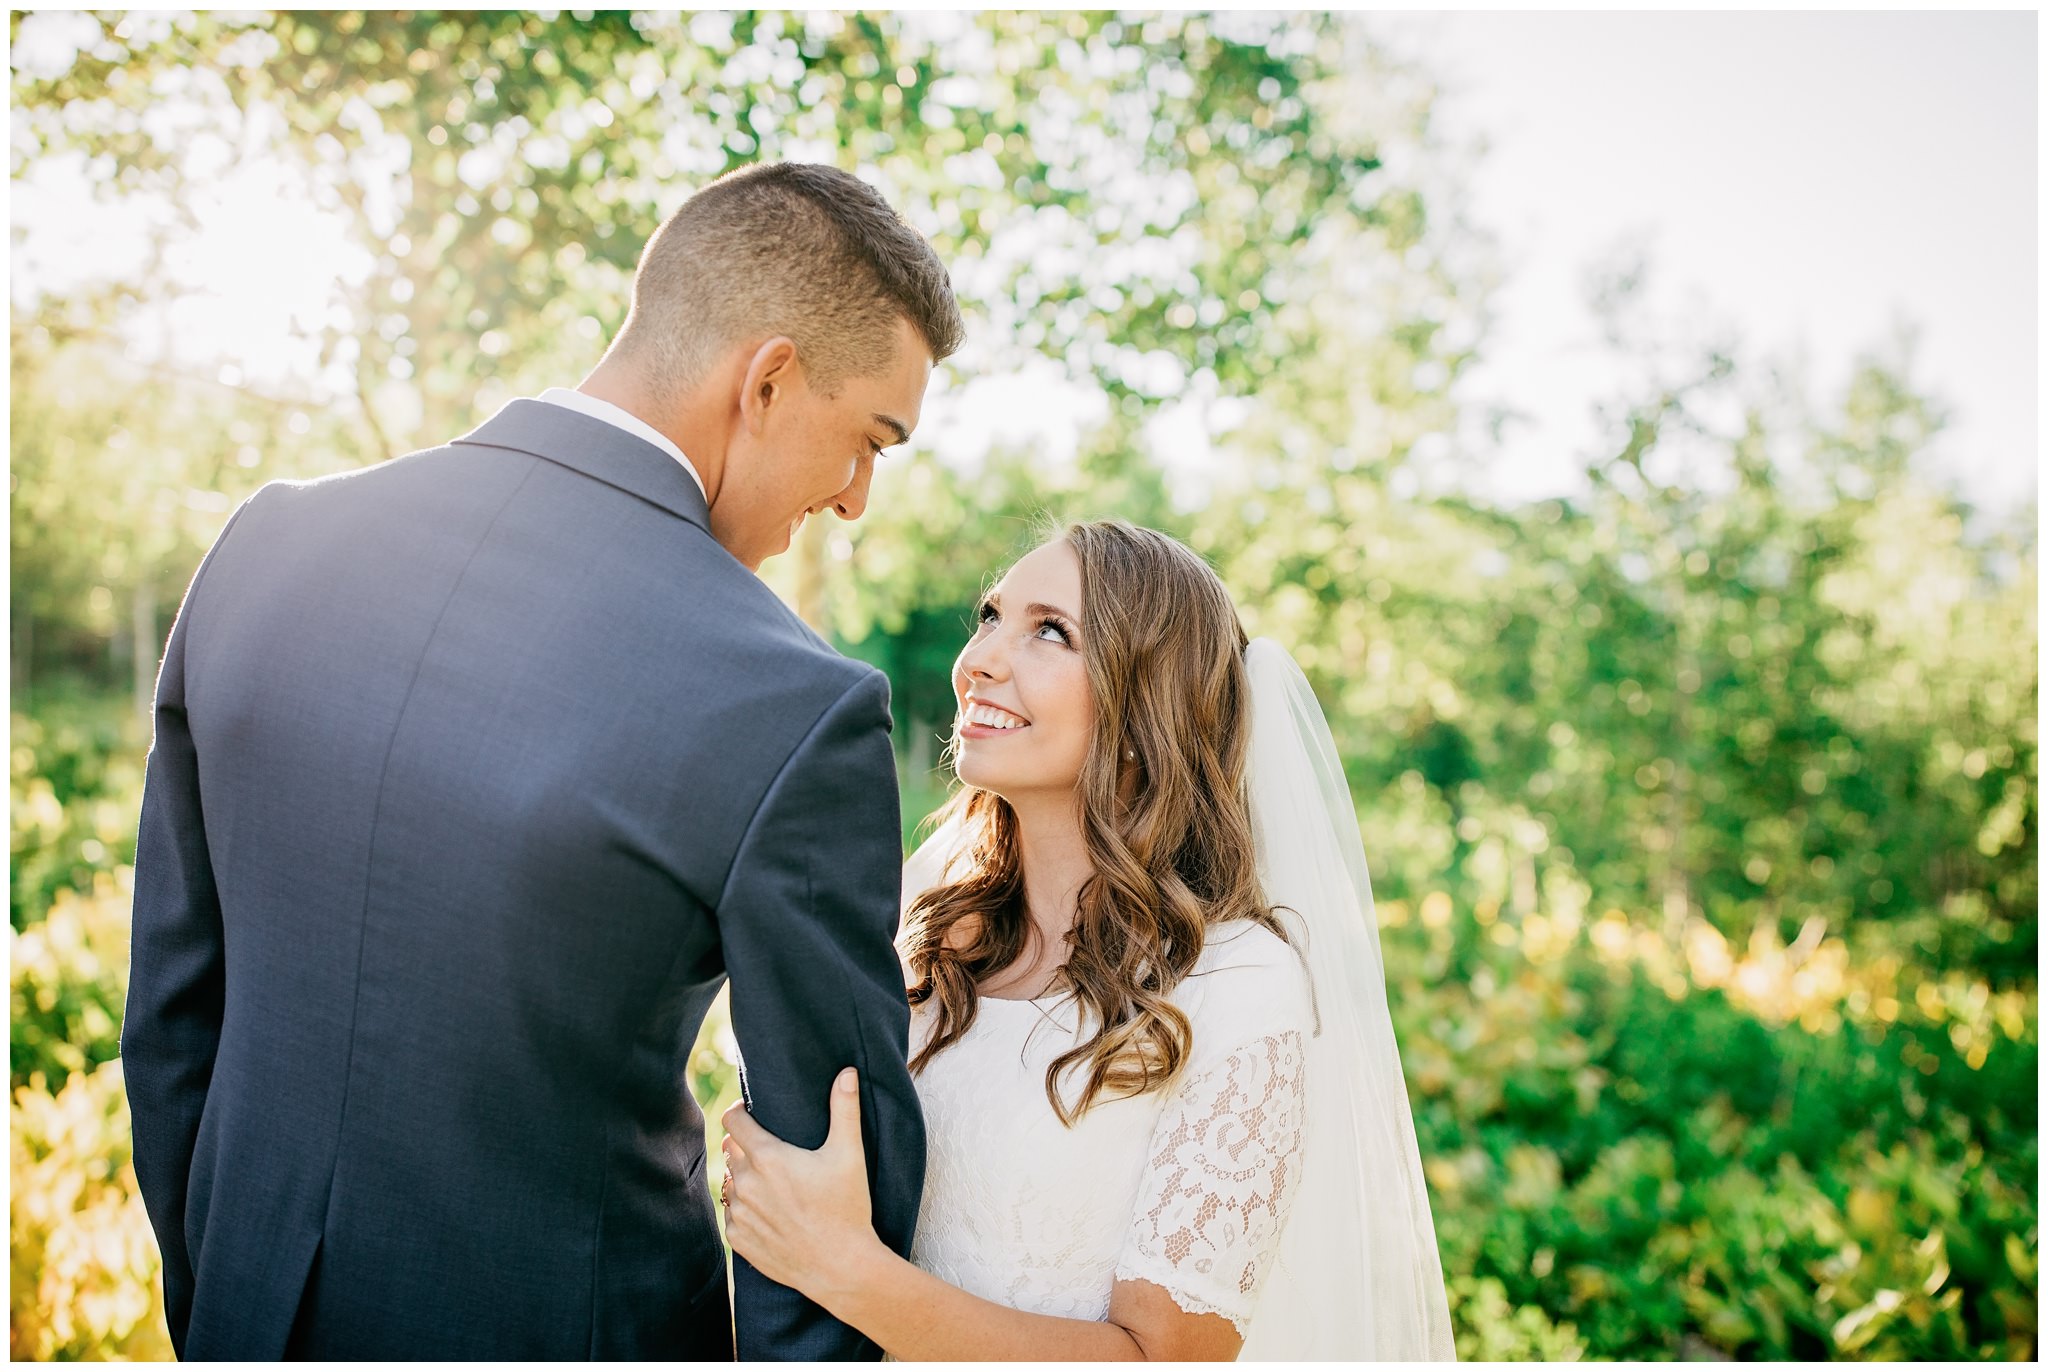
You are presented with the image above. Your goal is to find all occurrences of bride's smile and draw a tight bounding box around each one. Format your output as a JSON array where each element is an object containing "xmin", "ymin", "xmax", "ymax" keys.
[{"xmin": 959, "ymin": 699, "xmax": 1030, "ymax": 733}]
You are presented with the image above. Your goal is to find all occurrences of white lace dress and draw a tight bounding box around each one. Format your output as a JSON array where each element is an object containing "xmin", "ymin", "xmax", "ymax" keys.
[{"xmin": 906, "ymin": 920, "xmax": 1313, "ymax": 1336}]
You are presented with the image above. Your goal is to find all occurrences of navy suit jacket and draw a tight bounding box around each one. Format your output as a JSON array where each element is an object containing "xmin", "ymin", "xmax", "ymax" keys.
[{"xmin": 123, "ymin": 400, "xmax": 924, "ymax": 1359}]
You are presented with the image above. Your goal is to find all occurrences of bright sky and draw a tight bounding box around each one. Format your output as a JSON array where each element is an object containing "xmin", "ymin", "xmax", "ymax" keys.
[
  {"xmin": 1381, "ymin": 9, "xmax": 2038, "ymax": 515},
  {"xmin": 11, "ymin": 10, "xmax": 2037, "ymax": 518}
]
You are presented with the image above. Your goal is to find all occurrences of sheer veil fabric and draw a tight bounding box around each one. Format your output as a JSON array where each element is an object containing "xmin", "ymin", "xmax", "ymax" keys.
[
  {"xmin": 897, "ymin": 637, "xmax": 1454, "ymax": 1360},
  {"xmin": 1234, "ymin": 637, "xmax": 1454, "ymax": 1360}
]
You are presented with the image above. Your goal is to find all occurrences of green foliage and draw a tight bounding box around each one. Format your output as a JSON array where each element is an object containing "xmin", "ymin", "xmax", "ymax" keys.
[
  {"xmin": 9, "ymin": 320, "xmax": 373, "ymax": 700},
  {"xmin": 10, "ymin": 867, "xmax": 167, "ymax": 1359},
  {"xmin": 10, "ymin": 686, "xmax": 143, "ymax": 1096},
  {"xmin": 1445, "ymin": 1273, "xmax": 1585, "ymax": 1360},
  {"xmin": 11, "ymin": 1058, "xmax": 171, "ymax": 1361},
  {"xmin": 11, "ymin": 875, "xmax": 133, "ymax": 1094},
  {"xmin": 10, "ymin": 687, "xmax": 146, "ymax": 933},
  {"xmin": 1383, "ymin": 901, "xmax": 2038, "ymax": 1361}
]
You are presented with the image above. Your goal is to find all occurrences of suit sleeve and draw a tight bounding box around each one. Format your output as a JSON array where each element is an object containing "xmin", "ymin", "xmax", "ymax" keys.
[
  {"xmin": 121, "ymin": 494, "xmax": 256, "ymax": 1354},
  {"xmin": 718, "ymin": 667, "xmax": 925, "ymax": 1361}
]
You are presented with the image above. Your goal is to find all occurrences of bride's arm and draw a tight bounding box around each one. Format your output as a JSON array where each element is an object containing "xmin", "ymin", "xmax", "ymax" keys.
[
  {"xmin": 720, "ymin": 1072, "xmax": 1241, "ymax": 1361},
  {"xmin": 818, "ymin": 1250, "xmax": 1240, "ymax": 1361}
]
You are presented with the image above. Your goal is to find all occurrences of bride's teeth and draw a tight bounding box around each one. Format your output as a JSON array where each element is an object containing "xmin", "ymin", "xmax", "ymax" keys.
[{"xmin": 968, "ymin": 704, "xmax": 1025, "ymax": 729}]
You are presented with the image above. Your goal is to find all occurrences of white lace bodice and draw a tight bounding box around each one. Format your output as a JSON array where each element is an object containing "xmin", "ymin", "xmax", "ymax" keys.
[{"xmin": 906, "ymin": 920, "xmax": 1313, "ymax": 1335}]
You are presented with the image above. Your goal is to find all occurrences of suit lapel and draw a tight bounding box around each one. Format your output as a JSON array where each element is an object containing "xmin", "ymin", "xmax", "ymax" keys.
[{"xmin": 452, "ymin": 398, "xmax": 713, "ymax": 532}]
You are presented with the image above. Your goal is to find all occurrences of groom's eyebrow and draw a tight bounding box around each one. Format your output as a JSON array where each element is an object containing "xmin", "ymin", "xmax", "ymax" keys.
[{"xmin": 873, "ymin": 414, "xmax": 910, "ymax": 447}]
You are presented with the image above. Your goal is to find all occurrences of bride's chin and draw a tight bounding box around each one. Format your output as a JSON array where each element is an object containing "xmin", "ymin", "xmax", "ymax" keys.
[{"xmin": 953, "ymin": 759, "xmax": 1006, "ymax": 794}]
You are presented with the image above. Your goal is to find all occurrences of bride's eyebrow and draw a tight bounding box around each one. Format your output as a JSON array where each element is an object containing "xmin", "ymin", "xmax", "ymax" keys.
[
  {"xmin": 977, "ymin": 592, "xmax": 1081, "ymax": 626},
  {"xmin": 1025, "ymin": 601, "xmax": 1079, "ymax": 625}
]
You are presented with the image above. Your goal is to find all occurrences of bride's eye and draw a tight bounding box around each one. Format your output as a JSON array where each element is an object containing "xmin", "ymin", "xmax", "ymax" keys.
[
  {"xmin": 1034, "ymin": 617, "xmax": 1072, "ymax": 646},
  {"xmin": 976, "ymin": 600, "xmax": 999, "ymax": 627}
]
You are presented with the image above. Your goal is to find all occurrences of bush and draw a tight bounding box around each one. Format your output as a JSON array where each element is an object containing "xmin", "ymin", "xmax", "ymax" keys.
[
  {"xmin": 10, "ymin": 692, "xmax": 146, "ymax": 933},
  {"xmin": 1382, "ymin": 897, "xmax": 2039, "ymax": 1360},
  {"xmin": 12, "ymin": 873, "xmax": 133, "ymax": 1094},
  {"xmin": 10, "ymin": 1061, "xmax": 171, "ymax": 1360},
  {"xmin": 1447, "ymin": 1273, "xmax": 1584, "ymax": 1360}
]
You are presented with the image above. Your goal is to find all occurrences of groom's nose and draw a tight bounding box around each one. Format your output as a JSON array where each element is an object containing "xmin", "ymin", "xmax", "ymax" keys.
[{"xmin": 827, "ymin": 459, "xmax": 875, "ymax": 521}]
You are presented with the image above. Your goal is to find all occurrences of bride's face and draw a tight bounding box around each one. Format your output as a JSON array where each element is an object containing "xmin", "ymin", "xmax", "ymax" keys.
[{"xmin": 950, "ymin": 540, "xmax": 1096, "ymax": 802}]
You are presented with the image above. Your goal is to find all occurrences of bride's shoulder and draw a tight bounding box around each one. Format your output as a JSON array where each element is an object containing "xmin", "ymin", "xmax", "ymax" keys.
[
  {"xmin": 1193, "ymin": 917, "xmax": 1298, "ymax": 976},
  {"xmin": 1178, "ymin": 918, "xmax": 1314, "ymax": 1032}
]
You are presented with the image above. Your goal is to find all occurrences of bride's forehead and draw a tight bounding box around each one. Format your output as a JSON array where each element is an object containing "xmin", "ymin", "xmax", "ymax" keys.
[{"xmin": 999, "ymin": 541, "xmax": 1082, "ymax": 594}]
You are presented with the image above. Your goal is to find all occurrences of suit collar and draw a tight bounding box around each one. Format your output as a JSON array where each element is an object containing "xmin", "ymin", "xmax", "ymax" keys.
[{"xmin": 453, "ymin": 398, "xmax": 713, "ymax": 532}]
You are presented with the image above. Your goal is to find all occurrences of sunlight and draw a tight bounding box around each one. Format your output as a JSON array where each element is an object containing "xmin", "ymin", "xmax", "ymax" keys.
[
  {"xmin": 14, "ymin": 120, "xmax": 372, "ymax": 401},
  {"xmin": 150, "ymin": 159, "xmax": 372, "ymax": 395}
]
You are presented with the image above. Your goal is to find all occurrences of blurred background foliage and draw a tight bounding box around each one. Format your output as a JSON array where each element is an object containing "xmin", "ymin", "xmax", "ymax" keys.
[{"xmin": 9, "ymin": 9, "xmax": 2036, "ymax": 1361}]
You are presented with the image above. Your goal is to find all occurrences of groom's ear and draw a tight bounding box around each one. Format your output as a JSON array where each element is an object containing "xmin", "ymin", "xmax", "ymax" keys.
[{"xmin": 738, "ymin": 336, "xmax": 801, "ymax": 434}]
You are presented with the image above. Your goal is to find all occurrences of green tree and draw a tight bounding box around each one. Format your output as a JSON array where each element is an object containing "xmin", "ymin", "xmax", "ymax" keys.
[{"xmin": 14, "ymin": 10, "xmax": 1462, "ymax": 626}]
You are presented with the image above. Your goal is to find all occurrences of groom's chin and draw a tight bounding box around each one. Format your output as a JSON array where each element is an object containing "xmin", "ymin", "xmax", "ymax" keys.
[
  {"xmin": 726, "ymin": 522, "xmax": 796, "ymax": 573},
  {"xmin": 755, "ymin": 515, "xmax": 799, "ymax": 563}
]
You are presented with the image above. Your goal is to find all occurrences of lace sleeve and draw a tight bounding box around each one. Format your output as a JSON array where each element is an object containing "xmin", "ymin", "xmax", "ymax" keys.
[{"xmin": 1113, "ymin": 1029, "xmax": 1309, "ymax": 1334}]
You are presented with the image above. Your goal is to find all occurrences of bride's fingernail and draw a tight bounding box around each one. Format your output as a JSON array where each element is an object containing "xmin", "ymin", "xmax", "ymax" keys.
[{"xmin": 836, "ymin": 1067, "xmax": 858, "ymax": 1091}]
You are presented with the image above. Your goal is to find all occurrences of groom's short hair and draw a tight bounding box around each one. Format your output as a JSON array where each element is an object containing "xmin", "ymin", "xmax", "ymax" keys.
[{"xmin": 618, "ymin": 162, "xmax": 963, "ymax": 397}]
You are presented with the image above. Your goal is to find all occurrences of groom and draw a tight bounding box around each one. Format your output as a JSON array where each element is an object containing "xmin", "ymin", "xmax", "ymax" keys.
[{"xmin": 123, "ymin": 162, "xmax": 961, "ymax": 1359}]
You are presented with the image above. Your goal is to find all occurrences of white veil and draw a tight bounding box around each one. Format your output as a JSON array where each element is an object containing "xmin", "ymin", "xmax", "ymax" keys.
[
  {"xmin": 897, "ymin": 637, "xmax": 1454, "ymax": 1360},
  {"xmin": 1234, "ymin": 637, "xmax": 1454, "ymax": 1360}
]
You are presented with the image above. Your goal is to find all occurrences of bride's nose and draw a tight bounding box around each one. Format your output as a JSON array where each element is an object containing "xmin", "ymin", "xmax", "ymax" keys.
[{"xmin": 955, "ymin": 633, "xmax": 1009, "ymax": 686}]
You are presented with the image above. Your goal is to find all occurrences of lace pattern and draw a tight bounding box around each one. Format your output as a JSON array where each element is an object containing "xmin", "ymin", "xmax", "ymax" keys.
[
  {"xmin": 904, "ymin": 922, "xmax": 1314, "ymax": 1339},
  {"xmin": 1115, "ymin": 1029, "xmax": 1308, "ymax": 1333}
]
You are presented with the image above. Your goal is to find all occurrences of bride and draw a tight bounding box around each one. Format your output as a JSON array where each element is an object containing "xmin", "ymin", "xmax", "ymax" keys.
[{"xmin": 719, "ymin": 520, "xmax": 1455, "ymax": 1360}]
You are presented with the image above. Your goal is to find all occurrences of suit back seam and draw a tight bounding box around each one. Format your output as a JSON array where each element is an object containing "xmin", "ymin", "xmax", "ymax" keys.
[{"xmin": 315, "ymin": 457, "xmax": 543, "ymax": 1250}]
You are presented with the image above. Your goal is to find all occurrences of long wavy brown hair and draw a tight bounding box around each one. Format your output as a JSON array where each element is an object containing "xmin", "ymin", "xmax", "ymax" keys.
[{"xmin": 901, "ymin": 520, "xmax": 1289, "ymax": 1125}]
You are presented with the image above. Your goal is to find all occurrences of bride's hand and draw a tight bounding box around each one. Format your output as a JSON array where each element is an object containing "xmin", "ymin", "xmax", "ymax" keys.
[{"xmin": 720, "ymin": 1067, "xmax": 884, "ymax": 1300}]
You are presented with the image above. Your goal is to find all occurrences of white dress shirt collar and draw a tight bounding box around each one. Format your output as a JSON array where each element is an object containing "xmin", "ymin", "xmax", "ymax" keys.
[{"xmin": 535, "ymin": 387, "xmax": 707, "ymax": 501}]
